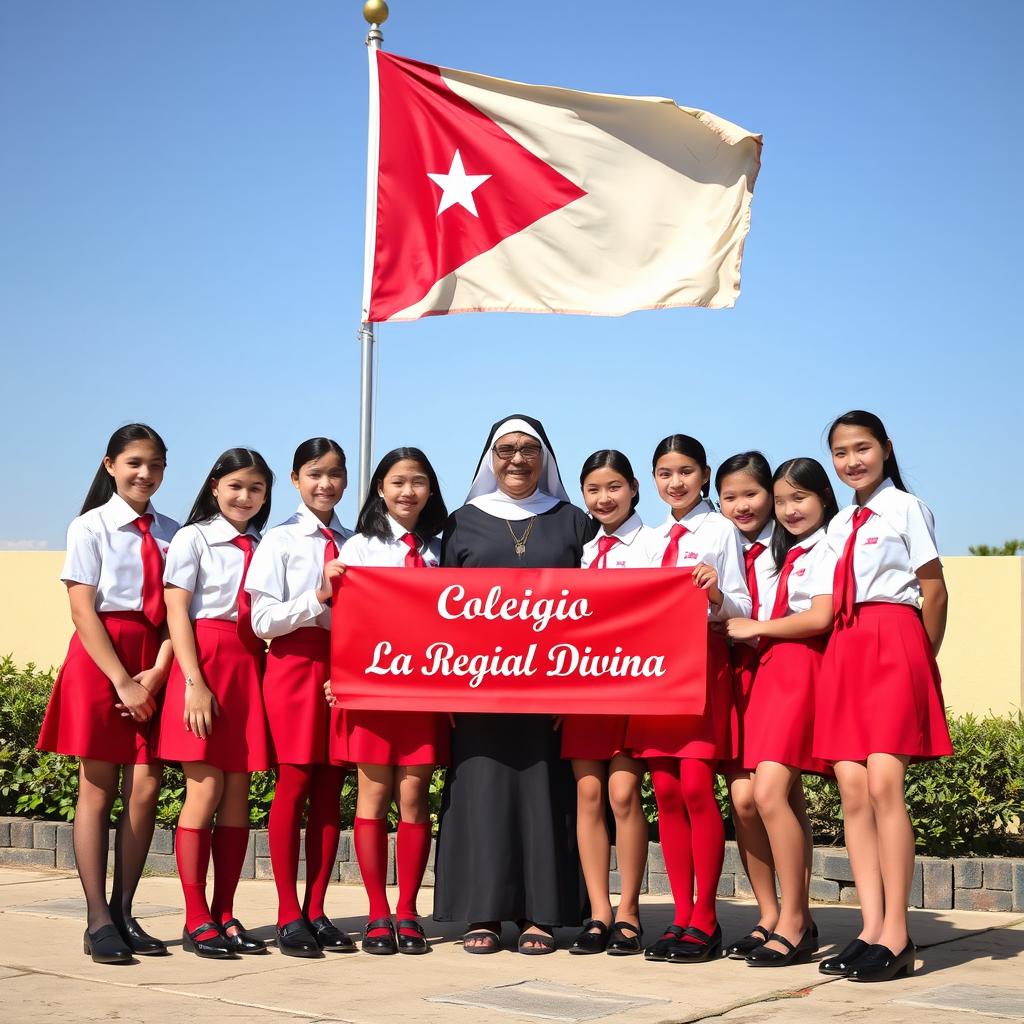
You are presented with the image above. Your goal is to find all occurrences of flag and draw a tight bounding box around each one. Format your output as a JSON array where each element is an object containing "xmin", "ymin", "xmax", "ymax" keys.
[{"xmin": 362, "ymin": 51, "xmax": 762, "ymax": 323}]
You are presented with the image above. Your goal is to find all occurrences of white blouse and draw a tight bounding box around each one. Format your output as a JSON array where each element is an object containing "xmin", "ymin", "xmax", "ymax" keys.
[
  {"xmin": 62, "ymin": 494, "xmax": 179, "ymax": 613},
  {"xmin": 653, "ymin": 500, "xmax": 752, "ymax": 621},
  {"xmin": 826, "ymin": 479, "xmax": 940, "ymax": 608},
  {"xmin": 338, "ymin": 515, "xmax": 441, "ymax": 567},
  {"xmin": 767, "ymin": 528, "xmax": 837, "ymax": 616},
  {"xmin": 163, "ymin": 515, "xmax": 261, "ymax": 621},
  {"xmin": 580, "ymin": 512, "xmax": 659, "ymax": 569},
  {"xmin": 245, "ymin": 503, "xmax": 353, "ymax": 639}
]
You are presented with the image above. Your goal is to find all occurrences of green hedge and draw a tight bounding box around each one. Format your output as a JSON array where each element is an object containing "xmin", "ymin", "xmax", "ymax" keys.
[{"xmin": 2, "ymin": 656, "xmax": 1021, "ymax": 856}]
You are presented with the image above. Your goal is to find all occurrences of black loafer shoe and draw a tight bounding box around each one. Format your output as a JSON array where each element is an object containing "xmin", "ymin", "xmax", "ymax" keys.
[
  {"xmin": 665, "ymin": 923, "xmax": 723, "ymax": 964},
  {"xmin": 746, "ymin": 927, "xmax": 817, "ymax": 967},
  {"xmin": 848, "ymin": 940, "xmax": 915, "ymax": 982},
  {"xmin": 83, "ymin": 925, "xmax": 133, "ymax": 965},
  {"xmin": 307, "ymin": 915, "xmax": 356, "ymax": 952},
  {"xmin": 819, "ymin": 938, "xmax": 870, "ymax": 976},
  {"xmin": 113, "ymin": 915, "xmax": 168, "ymax": 956},
  {"xmin": 396, "ymin": 918, "xmax": 429, "ymax": 955},
  {"xmin": 727, "ymin": 924, "xmax": 772, "ymax": 959},
  {"xmin": 569, "ymin": 919, "xmax": 610, "ymax": 955},
  {"xmin": 362, "ymin": 917, "xmax": 398, "ymax": 955},
  {"xmin": 644, "ymin": 924, "xmax": 686, "ymax": 962},
  {"xmin": 182, "ymin": 923, "xmax": 238, "ymax": 960},
  {"xmin": 607, "ymin": 921, "xmax": 643, "ymax": 956},
  {"xmin": 276, "ymin": 918, "xmax": 324, "ymax": 958},
  {"xmin": 221, "ymin": 918, "xmax": 268, "ymax": 955}
]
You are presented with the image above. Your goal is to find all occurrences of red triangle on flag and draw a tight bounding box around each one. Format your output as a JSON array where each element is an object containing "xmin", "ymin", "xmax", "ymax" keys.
[{"xmin": 368, "ymin": 52, "xmax": 587, "ymax": 322}]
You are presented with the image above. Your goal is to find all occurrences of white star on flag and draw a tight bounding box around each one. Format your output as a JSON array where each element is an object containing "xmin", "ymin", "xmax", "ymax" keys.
[{"xmin": 426, "ymin": 149, "xmax": 491, "ymax": 217}]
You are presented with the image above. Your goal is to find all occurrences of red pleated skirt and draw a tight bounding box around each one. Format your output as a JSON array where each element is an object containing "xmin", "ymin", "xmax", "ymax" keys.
[
  {"xmin": 37, "ymin": 611, "xmax": 160, "ymax": 765},
  {"xmin": 719, "ymin": 642, "xmax": 759, "ymax": 776},
  {"xmin": 560, "ymin": 715, "xmax": 631, "ymax": 761},
  {"xmin": 624, "ymin": 630, "xmax": 736, "ymax": 761},
  {"xmin": 813, "ymin": 603, "xmax": 953, "ymax": 763},
  {"xmin": 743, "ymin": 637, "xmax": 832, "ymax": 776},
  {"xmin": 156, "ymin": 619, "xmax": 271, "ymax": 773},
  {"xmin": 262, "ymin": 627, "xmax": 342, "ymax": 766},
  {"xmin": 335, "ymin": 709, "xmax": 450, "ymax": 766}
]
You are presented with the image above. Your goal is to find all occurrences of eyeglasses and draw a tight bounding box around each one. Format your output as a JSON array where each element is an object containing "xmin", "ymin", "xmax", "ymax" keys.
[{"xmin": 492, "ymin": 442, "xmax": 542, "ymax": 462}]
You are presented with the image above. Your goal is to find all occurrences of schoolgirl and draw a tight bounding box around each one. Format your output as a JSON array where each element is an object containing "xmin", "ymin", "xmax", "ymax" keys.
[
  {"xmin": 724, "ymin": 457, "xmax": 838, "ymax": 966},
  {"xmin": 715, "ymin": 452, "xmax": 793, "ymax": 958},
  {"xmin": 331, "ymin": 447, "xmax": 449, "ymax": 956},
  {"xmin": 814, "ymin": 411, "xmax": 952, "ymax": 982},
  {"xmin": 561, "ymin": 450, "xmax": 655, "ymax": 957},
  {"xmin": 37, "ymin": 424, "xmax": 178, "ymax": 964},
  {"xmin": 158, "ymin": 448, "xmax": 274, "ymax": 958},
  {"xmin": 244, "ymin": 438, "xmax": 355, "ymax": 958},
  {"xmin": 627, "ymin": 434, "xmax": 750, "ymax": 964}
]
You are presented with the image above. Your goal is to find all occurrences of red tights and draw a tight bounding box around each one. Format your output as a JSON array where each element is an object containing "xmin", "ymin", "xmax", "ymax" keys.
[{"xmin": 354, "ymin": 817, "xmax": 432, "ymax": 938}]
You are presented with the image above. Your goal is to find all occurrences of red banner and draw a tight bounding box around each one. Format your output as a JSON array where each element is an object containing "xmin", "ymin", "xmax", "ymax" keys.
[{"xmin": 330, "ymin": 568, "xmax": 708, "ymax": 715}]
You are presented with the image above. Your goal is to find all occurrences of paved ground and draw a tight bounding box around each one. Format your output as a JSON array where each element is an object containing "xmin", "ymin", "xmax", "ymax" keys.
[{"xmin": 1, "ymin": 866, "xmax": 1022, "ymax": 1023}]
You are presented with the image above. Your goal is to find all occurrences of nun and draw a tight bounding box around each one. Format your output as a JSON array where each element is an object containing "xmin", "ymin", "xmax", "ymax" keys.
[{"xmin": 433, "ymin": 414, "xmax": 596, "ymax": 954}]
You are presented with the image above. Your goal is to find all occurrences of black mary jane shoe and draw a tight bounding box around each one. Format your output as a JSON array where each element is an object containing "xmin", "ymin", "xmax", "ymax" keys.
[
  {"xmin": 83, "ymin": 925, "xmax": 133, "ymax": 965},
  {"xmin": 276, "ymin": 918, "xmax": 324, "ymax": 958},
  {"xmin": 569, "ymin": 919, "xmax": 611, "ymax": 955},
  {"xmin": 847, "ymin": 940, "xmax": 915, "ymax": 982},
  {"xmin": 308, "ymin": 915, "xmax": 357, "ymax": 953},
  {"xmin": 726, "ymin": 924, "xmax": 772, "ymax": 960},
  {"xmin": 665, "ymin": 923, "xmax": 724, "ymax": 964},
  {"xmin": 362, "ymin": 917, "xmax": 398, "ymax": 955},
  {"xmin": 818, "ymin": 938, "xmax": 871, "ymax": 976},
  {"xmin": 607, "ymin": 921, "xmax": 644, "ymax": 956},
  {"xmin": 182, "ymin": 923, "xmax": 238, "ymax": 960},
  {"xmin": 746, "ymin": 927, "xmax": 818, "ymax": 968},
  {"xmin": 644, "ymin": 924, "xmax": 686, "ymax": 962},
  {"xmin": 221, "ymin": 918, "xmax": 268, "ymax": 955},
  {"xmin": 113, "ymin": 915, "xmax": 168, "ymax": 956},
  {"xmin": 396, "ymin": 918, "xmax": 429, "ymax": 955}
]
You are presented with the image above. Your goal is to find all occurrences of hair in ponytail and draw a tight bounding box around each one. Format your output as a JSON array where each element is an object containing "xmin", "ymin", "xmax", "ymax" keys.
[
  {"xmin": 770, "ymin": 457, "xmax": 839, "ymax": 569},
  {"xmin": 80, "ymin": 424, "xmax": 167, "ymax": 515},
  {"xmin": 292, "ymin": 437, "xmax": 346, "ymax": 474},
  {"xmin": 580, "ymin": 449, "xmax": 640, "ymax": 512},
  {"xmin": 651, "ymin": 434, "xmax": 711, "ymax": 498},
  {"xmin": 827, "ymin": 410, "xmax": 907, "ymax": 491}
]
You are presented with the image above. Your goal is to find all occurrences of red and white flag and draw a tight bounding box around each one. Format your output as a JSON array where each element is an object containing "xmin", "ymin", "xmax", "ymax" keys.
[{"xmin": 362, "ymin": 51, "xmax": 762, "ymax": 323}]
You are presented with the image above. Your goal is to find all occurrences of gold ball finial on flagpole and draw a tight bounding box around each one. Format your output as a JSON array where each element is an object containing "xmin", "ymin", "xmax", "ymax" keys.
[{"xmin": 363, "ymin": 0, "xmax": 389, "ymax": 25}]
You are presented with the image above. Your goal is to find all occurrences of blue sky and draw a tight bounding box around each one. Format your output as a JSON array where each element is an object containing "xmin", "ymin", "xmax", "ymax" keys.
[{"xmin": 1, "ymin": 1, "xmax": 1021, "ymax": 553}]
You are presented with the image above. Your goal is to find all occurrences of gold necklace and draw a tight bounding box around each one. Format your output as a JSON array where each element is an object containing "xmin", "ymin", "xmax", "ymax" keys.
[{"xmin": 506, "ymin": 516, "xmax": 536, "ymax": 558}]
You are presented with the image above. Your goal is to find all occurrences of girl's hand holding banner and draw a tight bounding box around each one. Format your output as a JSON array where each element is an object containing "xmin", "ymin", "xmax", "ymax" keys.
[{"xmin": 330, "ymin": 567, "xmax": 708, "ymax": 715}]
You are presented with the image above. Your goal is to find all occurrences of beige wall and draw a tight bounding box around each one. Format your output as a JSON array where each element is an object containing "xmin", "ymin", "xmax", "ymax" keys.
[{"xmin": 1, "ymin": 552, "xmax": 1021, "ymax": 717}]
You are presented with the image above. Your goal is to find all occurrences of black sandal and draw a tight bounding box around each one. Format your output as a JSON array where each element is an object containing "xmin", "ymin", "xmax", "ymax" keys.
[
  {"xmin": 726, "ymin": 924, "xmax": 772, "ymax": 959},
  {"xmin": 396, "ymin": 918, "xmax": 429, "ymax": 955},
  {"xmin": 607, "ymin": 921, "xmax": 643, "ymax": 956},
  {"xmin": 362, "ymin": 917, "xmax": 397, "ymax": 955},
  {"xmin": 462, "ymin": 927, "xmax": 501, "ymax": 954},
  {"xmin": 518, "ymin": 925, "xmax": 556, "ymax": 956},
  {"xmin": 569, "ymin": 919, "xmax": 610, "ymax": 955}
]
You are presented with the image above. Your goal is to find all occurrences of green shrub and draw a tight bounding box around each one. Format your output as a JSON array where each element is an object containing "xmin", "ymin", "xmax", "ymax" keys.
[{"xmin": 2, "ymin": 656, "xmax": 1021, "ymax": 855}]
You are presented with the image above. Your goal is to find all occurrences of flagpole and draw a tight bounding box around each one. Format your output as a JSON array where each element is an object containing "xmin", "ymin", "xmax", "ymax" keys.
[{"xmin": 358, "ymin": 0, "xmax": 388, "ymax": 501}]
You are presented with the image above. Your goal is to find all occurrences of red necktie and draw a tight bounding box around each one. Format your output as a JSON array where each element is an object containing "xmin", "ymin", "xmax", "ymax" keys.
[
  {"xmin": 769, "ymin": 545, "xmax": 806, "ymax": 620},
  {"xmin": 230, "ymin": 535, "xmax": 261, "ymax": 653},
  {"xmin": 660, "ymin": 523, "xmax": 688, "ymax": 567},
  {"xmin": 133, "ymin": 514, "xmax": 165, "ymax": 627},
  {"xmin": 591, "ymin": 535, "xmax": 620, "ymax": 569},
  {"xmin": 833, "ymin": 506, "xmax": 874, "ymax": 628},
  {"xmin": 744, "ymin": 541, "xmax": 766, "ymax": 619},
  {"xmin": 320, "ymin": 526, "xmax": 339, "ymax": 564},
  {"xmin": 400, "ymin": 532, "xmax": 426, "ymax": 568}
]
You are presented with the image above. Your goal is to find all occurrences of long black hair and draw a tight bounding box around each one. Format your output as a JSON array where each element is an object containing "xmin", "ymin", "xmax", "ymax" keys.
[
  {"xmin": 714, "ymin": 451, "xmax": 772, "ymax": 496},
  {"xmin": 827, "ymin": 410, "xmax": 907, "ymax": 492},
  {"xmin": 356, "ymin": 447, "xmax": 448, "ymax": 542},
  {"xmin": 80, "ymin": 423, "xmax": 168, "ymax": 515},
  {"xmin": 651, "ymin": 434, "xmax": 711, "ymax": 498},
  {"xmin": 579, "ymin": 449, "xmax": 640, "ymax": 513},
  {"xmin": 770, "ymin": 457, "xmax": 839, "ymax": 569},
  {"xmin": 292, "ymin": 437, "xmax": 346, "ymax": 475},
  {"xmin": 184, "ymin": 448, "xmax": 275, "ymax": 532}
]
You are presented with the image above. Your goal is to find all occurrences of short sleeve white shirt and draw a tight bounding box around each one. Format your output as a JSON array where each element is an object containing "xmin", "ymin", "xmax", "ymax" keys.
[
  {"xmin": 580, "ymin": 512, "xmax": 660, "ymax": 569},
  {"xmin": 338, "ymin": 515, "xmax": 441, "ymax": 568},
  {"xmin": 770, "ymin": 528, "xmax": 838, "ymax": 616},
  {"xmin": 826, "ymin": 479, "xmax": 940, "ymax": 608},
  {"xmin": 61, "ymin": 494, "xmax": 179, "ymax": 613},
  {"xmin": 654, "ymin": 500, "xmax": 752, "ymax": 621},
  {"xmin": 245, "ymin": 503, "xmax": 353, "ymax": 639},
  {"xmin": 163, "ymin": 515, "xmax": 261, "ymax": 621}
]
